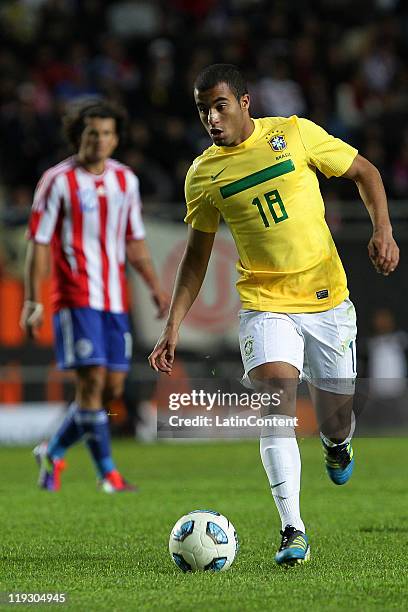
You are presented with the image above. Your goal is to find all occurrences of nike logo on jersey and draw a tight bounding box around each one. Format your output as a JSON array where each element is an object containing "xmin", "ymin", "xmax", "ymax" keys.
[
  {"xmin": 271, "ymin": 480, "xmax": 286, "ymax": 489},
  {"xmin": 211, "ymin": 167, "xmax": 227, "ymax": 181}
]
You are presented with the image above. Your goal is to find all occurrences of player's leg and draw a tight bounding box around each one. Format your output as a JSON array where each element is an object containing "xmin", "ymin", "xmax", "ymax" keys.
[
  {"xmin": 310, "ymin": 386, "xmax": 355, "ymax": 443},
  {"xmin": 35, "ymin": 308, "xmax": 103, "ymax": 490},
  {"xmin": 34, "ymin": 396, "xmax": 85, "ymax": 491},
  {"xmin": 310, "ymin": 386, "xmax": 355, "ymax": 485},
  {"xmin": 103, "ymin": 370, "xmax": 126, "ymax": 406},
  {"xmin": 94, "ymin": 369, "xmax": 136, "ymax": 492},
  {"xmin": 93, "ymin": 311, "xmax": 136, "ymax": 492},
  {"xmin": 251, "ymin": 362, "xmax": 309, "ymax": 565},
  {"xmin": 71, "ymin": 366, "xmax": 135, "ymax": 492},
  {"xmin": 39, "ymin": 400, "xmax": 80, "ymax": 462},
  {"xmin": 301, "ymin": 298, "xmax": 357, "ymax": 485},
  {"xmin": 250, "ymin": 362, "xmax": 300, "ymax": 527},
  {"xmin": 239, "ymin": 311, "xmax": 309, "ymax": 565},
  {"xmin": 37, "ymin": 307, "xmax": 111, "ymax": 490},
  {"xmin": 74, "ymin": 363, "xmax": 119, "ymax": 480},
  {"xmin": 50, "ymin": 308, "xmax": 106, "ymax": 454}
]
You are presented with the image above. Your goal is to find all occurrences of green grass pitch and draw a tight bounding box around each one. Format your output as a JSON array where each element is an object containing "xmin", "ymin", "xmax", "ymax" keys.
[{"xmin": 1, "ymin": 438, "xmax": 407, "ymax": 611}]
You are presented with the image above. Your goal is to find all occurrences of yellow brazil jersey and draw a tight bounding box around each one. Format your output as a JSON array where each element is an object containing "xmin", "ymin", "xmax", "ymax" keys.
[{"xmin": 184, "ymin": 116, "xmax": 358, "ymax": 313}]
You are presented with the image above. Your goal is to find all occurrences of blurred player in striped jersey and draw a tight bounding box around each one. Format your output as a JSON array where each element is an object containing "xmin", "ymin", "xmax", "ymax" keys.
[{"xmin": 21, "ymin": 99, "xmax": 168, "ymax": 492}]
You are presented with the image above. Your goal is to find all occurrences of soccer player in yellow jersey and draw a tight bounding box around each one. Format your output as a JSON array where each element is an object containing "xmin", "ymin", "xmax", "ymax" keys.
[{"xmin": 149, "ymin": 64, "xmax": 399, "ymax": 566}]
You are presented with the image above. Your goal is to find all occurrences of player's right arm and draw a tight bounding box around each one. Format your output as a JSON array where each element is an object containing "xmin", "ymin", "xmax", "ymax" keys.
[
  {"xmin": 149, "ymin": 160, "xmax": 219, "ymax": 374},
  {"xmin": 148, "ymin": 227, "xmax": 215, "ymax": 374},
  {"xmin": 20, "ymin": 170, "xmax": 61, "ymax": 338},
  {"xmin": 21, "ymin": 242, "xmax": 50, "ymax": 338}
]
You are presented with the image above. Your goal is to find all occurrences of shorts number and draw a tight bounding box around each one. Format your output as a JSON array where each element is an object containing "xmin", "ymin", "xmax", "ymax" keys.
[{"xmin": 252, "ymin": 189, "xmax": 288, "ymax": 227}]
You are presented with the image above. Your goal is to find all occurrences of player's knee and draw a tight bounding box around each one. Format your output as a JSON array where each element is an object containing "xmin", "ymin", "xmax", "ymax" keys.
[
  {"xmin": 251, "ymin": 378, "xmax": 297, "ymax": 415},
  {"xmin": 104, "ymin": 380, "xmax": 125, "ymax": 403},
  {"xmin": 77, "ymin": 369, "xmax": 106, "ymax": 403}
]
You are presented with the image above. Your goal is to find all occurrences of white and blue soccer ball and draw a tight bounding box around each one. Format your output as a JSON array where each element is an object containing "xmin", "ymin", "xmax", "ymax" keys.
[{"xmin": 169, "ymin": 510, "xmax": 238, "ymax": 572}]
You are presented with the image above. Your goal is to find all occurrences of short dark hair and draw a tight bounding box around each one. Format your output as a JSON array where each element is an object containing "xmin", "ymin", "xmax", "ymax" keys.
[
  {"xmin": 62, "ymin": 98, "xmax": 128, "ymax": 149},
  {"xmin": 194, "ymin": 64, "xmax": 248, "ymax": 100}
]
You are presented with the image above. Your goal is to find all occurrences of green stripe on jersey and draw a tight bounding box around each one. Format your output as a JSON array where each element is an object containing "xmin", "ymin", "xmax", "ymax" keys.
[{"xmin": 220, "ymin": 160, "xmax": 295, "ymax": 199}]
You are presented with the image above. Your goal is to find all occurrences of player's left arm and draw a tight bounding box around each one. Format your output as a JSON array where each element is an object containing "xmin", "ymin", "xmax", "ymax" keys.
[
  {"xmin": 126, "ymin": 238, "xmax": 169, "ymax": 318},
  {"xmin": 342, "ymin": 153, "xmax": 399, "ymax": 275}
]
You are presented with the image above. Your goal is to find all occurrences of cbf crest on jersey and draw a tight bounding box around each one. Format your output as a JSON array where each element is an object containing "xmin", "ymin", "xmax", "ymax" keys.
[
  {"xmin": 269, "ymin": 135, "xmax": 287, "ymax": 152},
  {"xmin": 243, "ymin": 335, "xmax": 254, "ymax": 360}
]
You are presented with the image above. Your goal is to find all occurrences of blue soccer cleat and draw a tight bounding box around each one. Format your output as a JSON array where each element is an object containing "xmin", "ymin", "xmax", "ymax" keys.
[
  {"xmin": 322, "ymin": 439, "xmax": 354, "ymax": 485},
  {"xmin": 275, "ymin": 525, "xmax": 310, "ymax": 566}
]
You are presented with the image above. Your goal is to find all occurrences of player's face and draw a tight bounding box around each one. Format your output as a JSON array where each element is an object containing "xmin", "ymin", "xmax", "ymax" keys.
[
  {"xmin": 78, "ymin": 117, "xmax": 119, "ymax": 162},
  {"xmin": 194, "ymin": 82, "xmax": 251, "ymax": 147}
]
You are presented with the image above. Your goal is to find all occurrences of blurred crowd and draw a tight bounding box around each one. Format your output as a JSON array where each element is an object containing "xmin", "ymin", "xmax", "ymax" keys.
[{"xmin": 1, "ymin": 0, "xmax": 408, "ymax": 251}]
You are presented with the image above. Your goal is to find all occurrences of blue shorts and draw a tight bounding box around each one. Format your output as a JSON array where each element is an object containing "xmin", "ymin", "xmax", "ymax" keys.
[{"xmin": 53, "ymin": 307, "xmax": 132, "ymax": 371}]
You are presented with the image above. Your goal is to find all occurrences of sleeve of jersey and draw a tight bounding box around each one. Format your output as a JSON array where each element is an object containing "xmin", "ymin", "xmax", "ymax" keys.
[
  {"xmin": 297, "ymin": 118, "xmax": 358, "ymax": 178},
  {"xmin": 27, "ymin": 173, "xmax": 61, "ymax": 243},
  {"xmin": 183, "ymin": 164, "xmax": 220, "ymax": 233},
  {"xmin": 126, "ymin": 174, "xmax": 146, "ymax": 241}
]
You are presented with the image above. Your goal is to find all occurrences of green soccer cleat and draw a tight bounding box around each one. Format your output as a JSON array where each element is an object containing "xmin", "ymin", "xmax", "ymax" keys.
[
  {"xmin": 322, "ymin": 439, "xmax": 354, "ymax": 485},
  {"xmin": 275, "ymin": 525, "xmax": 310, "ymax": 566}
]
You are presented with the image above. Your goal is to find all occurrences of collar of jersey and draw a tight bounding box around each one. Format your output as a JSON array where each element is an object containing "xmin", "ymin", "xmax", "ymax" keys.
[
  {"xmin": 217, "ymin": 118, "xmax": 261, "ymax": 153},
  {"xmin": 75, "ymin": 156, "xmax": 111, "ymax": 178}
]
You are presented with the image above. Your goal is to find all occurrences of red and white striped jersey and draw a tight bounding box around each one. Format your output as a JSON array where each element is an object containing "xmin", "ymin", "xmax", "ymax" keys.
[{"xmin": 28, "ymin": 156, "xmax": 146, "ymax": 313}]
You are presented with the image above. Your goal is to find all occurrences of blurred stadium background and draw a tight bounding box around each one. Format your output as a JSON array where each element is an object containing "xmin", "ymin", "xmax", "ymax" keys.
[{"xmin": 1, "ymin": 0, "xmax": 408, "ymax": 443}]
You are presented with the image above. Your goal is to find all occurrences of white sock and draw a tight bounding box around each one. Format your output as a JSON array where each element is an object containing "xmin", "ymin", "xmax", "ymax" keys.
[{"xmin": 260, "ymin": 432, "xmax": 305, "ymax": 533}]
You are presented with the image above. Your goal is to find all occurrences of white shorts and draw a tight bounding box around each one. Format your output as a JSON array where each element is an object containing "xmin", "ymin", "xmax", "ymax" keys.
[{"xmin": 239, "ymin": 298, "xmax": 357, "ymax": 394}]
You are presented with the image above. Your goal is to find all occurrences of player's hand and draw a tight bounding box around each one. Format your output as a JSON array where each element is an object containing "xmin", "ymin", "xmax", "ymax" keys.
[
  {"xmin": 148, "ymin": 325, "xmax": 179, "ymax": 375},
  {"xmin": 151, "ymin": 289, "xmax": 170, "ymax": 319},
  {"xmin": 368, "ymin": 227, "xmax": 399, "ymax": 275},
  {"xmin": 20, "ymin": 300, "xmax": 44, "ymax": 339}
]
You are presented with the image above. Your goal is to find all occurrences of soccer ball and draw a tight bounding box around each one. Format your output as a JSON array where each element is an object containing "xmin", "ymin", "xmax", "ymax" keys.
[{"xmin": 169, "ymin": 509, "xmax": 238, "ymax": 572}]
